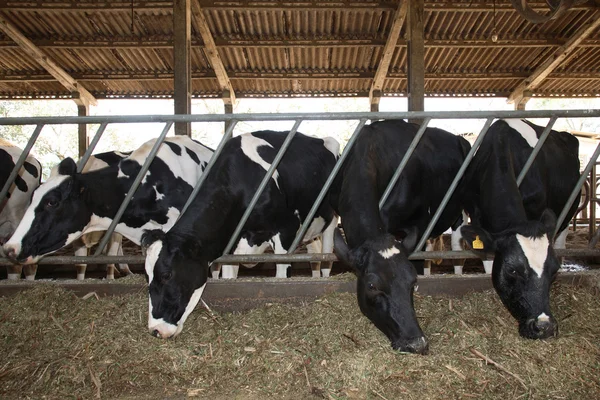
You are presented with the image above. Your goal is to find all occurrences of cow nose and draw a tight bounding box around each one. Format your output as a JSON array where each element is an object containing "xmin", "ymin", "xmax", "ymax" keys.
[
  {"xmin": 3, "ymin": 246, "xmax": 17, "ymax": 262},
  {"xmin": 151, "ymin": 329, "xmax": 162, "ymax": 338},
  {"xmin": 393, "ymin": 336, "xmax": 429, "ymax": 355},
  {"xmin": 532, "ymin": 319, "xmax": 557, "ymax": 338}
]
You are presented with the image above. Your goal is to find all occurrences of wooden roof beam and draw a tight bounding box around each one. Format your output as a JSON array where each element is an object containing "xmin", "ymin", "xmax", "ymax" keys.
[
  {"xmin": 507, "ymin": 11, "xmax": 600, "ymax": 106},
  {"xmin": 369, "ymin": 0, "xmax": 408, "ymax": 111},
  {"xmin": 191, "ymin": 1, "xmax": 235, "ymax": 106},
  {"xmin": 0, "ymin": 16, "xmax": 96, "ymax": 106}
]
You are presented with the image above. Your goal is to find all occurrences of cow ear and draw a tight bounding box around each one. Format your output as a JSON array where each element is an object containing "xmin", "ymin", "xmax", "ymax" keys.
[
  {"xmin": 460, "ymin": 225, "xmax": 495, "ymax": 252},
  {"xmin": 540, "ymin": 208, "xmax": 557, "ymax": 236},
  {"xmin": 399, "ymin": 226, "xmax": 419, "ymax": 253},
  {"xmin": 57, "ymin": 158, "xmax": 77, "ymax": 176},
  {"xmin": 334, "ymin": 228, "xmax": 368, "ymax": 271},
  {"xmin": 141, "ymin": 229, "xmax": 167, "ymax": 249}
]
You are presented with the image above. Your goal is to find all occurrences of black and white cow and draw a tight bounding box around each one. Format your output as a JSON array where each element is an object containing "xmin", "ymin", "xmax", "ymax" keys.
[
  {"xmin": 3, "ymin": 136, "xmax": 213, "ymax": 266},
  {"xmin": 0, "ymin": 139, "xmax": 41, "ymax": 280},
  {"xmin": 460, "ymin": 119, "xmax": 580, "ymax": 339},
  {"xmin": 142, "ymin": 130, "xmax": 339, "ymax": 339},
  {"xmin": 331, "ymin": 119, "xmax": 471, "ymax": 354}
]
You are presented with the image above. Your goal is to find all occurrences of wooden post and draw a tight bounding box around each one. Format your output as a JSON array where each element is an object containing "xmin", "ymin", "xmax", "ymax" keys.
[
  {"xmin": 77, "ymin": 104, "xmax": 89, "ymax": 158},
  {"xmin": 407, "ymin": 0, "xmax": 424, "ymax": 120},
  {"xmin": 174, "ymin": 0, "xmax": 191, "ymax": 136},
  {"xmin": 224, "ymin": 101, "xmax": 233, "ymax": 133}
]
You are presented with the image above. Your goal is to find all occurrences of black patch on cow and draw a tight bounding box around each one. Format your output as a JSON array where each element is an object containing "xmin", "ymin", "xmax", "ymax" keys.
[
  {"xmin": 23, "ymin": 161, "xmax": 39, "ymax": 178},
  {"xmin": 164, "ymin": 141, "xmax": 181, "ymax": 156},
  {"xmin": 185, "ymin": 146, "xmax": 200, "ymax": 165},
  {"xmin": 0, "ymin": 150, "xmax": 29, "ymax": 193}
]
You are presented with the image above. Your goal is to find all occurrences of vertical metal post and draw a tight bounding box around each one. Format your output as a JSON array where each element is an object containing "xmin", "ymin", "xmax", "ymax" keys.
[
  {"xmin": 94, "ymin": 122, "xmax": 174, "ymax": 255},
  {"xmin": 516, "ymin": 116, "xmax": 556, "ymax": 186},
  {"xmin": 287, "ymin": 118, "xmax": 368, "ymax": 253},
  {"xmin": 379, "ymin": 117, "xmax": 430, "ymax": 210},
  {"xmin": 223, "ymin": 120, "xmax": 303, "ymax": 256},
  {"xmin": 77, "ymin": 123, "xmax": 108, "ymax": 173},
  {"xmin": 0, "ymin": 124, "xmax": 44, "ymax": 206},
  {"xmin": 415, "ymin": 118, "xmax": 494, "ymax": 251},
  {"xmin": 555, "ymin": 141, "xmax": 600, "ymax": 238}
]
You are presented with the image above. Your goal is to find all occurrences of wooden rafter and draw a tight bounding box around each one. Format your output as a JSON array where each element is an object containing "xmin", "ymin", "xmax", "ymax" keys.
[
  {"xmin": 507, "ymin": 11, "xmax": 600, "ymax": 106},
  {"xmin": 6, "ymin": 70, "xmax": 600, "ymax": 82},
  {"xmin": 0, "ymin": 15, "xmax": 96, "ymax": 106},
  {"xmin": 0, "ymin": 1, "xmax": 595, "ymax": 12},
  {"xmin": 3, "ymin": 37, "xmax": 600, "ymax": 49},
  {"xmin": 369, "ymin": 0, "xmax": 408, "ymax": 109},
  {"xmin": 190, "ymin": 1, "xmax": 235, "ymax": 105}
]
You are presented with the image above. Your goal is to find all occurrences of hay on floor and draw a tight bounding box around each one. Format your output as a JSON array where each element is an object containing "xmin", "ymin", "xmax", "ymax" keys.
[{"xmin": 0, "ymin": 277, "xmax": 599, "ymax": 399}]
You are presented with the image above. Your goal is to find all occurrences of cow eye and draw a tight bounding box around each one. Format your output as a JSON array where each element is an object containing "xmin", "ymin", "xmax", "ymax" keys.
[
  {"xmin": 161, "ymin": 272, "xmax": 173, "ymax": 283},
  {"xmin": 368, "ymin": 283, "xmax": 377, "ymax": 291},
  {"xmin": 45, "ymin": 198, "xmax": 59, "ymax": 208}
]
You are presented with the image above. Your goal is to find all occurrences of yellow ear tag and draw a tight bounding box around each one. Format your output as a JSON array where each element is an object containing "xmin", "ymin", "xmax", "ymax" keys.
[{"xmin": 472, "ymin": 235, "xmax": 484, "ymax": 250}]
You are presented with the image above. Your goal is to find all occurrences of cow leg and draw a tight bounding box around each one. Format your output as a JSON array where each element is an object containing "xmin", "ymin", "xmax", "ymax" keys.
[
  {"xmin": 451, "ymin": 217, "xmax": 467, "ymax": 275},
  {"xmin": 105, "ymin": 235, "xmax": 123, "ymax": 280},
  {"xmin": 75, "ymin": 245, "xmax": 88, "ymax": 280},
  {"xmin": 555, "ymin": 228, "xmax": 568, "ymax": 266},
  {"xmin": 423, "ymin": 240, "xmax": 433, "ymax": 276},
  {"xmin": 483, "ymin": 259, "xmax": 493, "ymax": 274},
  {"xmin": 271, "ymin": 233, "xmax": 291, "ymax": 278},
  {"xmin": 115, "ymin": 234, "xmax": 131, "ymax": 276},
  {"xmin": 319, "ymin": 217, "xmax": 337, "ymax": 278},
  {"xmin": 211, "ymin": 263, "xmax": 222, "ymax": 279},
  {"xmin": 221, "ymin": 264, "xmax": 238, "ymax": 279},
  {"xmin": 23, "ymin": 264, "xmax": 37, "ymax": 280},
  {"xmin": 306, "ymin": 239, "xmax": 322, "ymax": 278},
  {"xmin": 6, "ymin": 264, "xmax": 22, "ymax": 280}
]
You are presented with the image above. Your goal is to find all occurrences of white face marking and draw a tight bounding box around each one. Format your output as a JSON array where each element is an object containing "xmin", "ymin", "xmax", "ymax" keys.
[
  {"xmin": 504, "ymin": 119, "xmax": 538, "ymax": 148},
  {"xmin": 153, "ymin": 185, "xmax": 165, "ymax": 201},
  {"xmin": 148, "ymin": 283, "xmax": 207, "ymax": 338},
  {"xmin": 322, "ymin": 137, "xmax": 340, "ymax": 157},
  {"xmin": 4, "ymin": 174, "xmax": 68, "ymax": 252},
  {"xmin": 240, "ymin": 134, "xmax": 280, "ymax": 189},
  {"xmin": 537, "ymin": 313, "xmax": 550, "ymax": 322},
  {"xmin": 516, "ymin": 234, "xmax": 549, "ymax": 278},
  {"xmin": 145, "ymin": 240, "xmax": 163, "ymax": 284},
  {"xmin": 116, "ymin": 169, "xmax": 130, "ymax": 179},
  {"xmin": 379, "ymin": 246, "xmax": 400, "ymax": 259}
]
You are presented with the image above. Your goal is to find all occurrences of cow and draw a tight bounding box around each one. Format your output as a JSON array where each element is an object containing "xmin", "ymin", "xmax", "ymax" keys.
[
  {"xmin": 459, "ymin": 119, "xmax": 580, "ymax": 340},
  {"xmin": 0, "ymin": 139, "xmax": 41, "ymax": 280},
  {"xmin": 141, "ymin": 130, "xmax": 339, "ymax": 339},
  {"xmin": 330, "ymin": 119, "xmax": 471, "ymax": 354},
  {"xmin": 3, "ymin": 136, "xmax": 213, "ymax": 268}
]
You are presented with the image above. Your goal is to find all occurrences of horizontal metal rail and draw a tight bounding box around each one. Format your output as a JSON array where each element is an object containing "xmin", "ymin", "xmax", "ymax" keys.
[
  {"xmin": 0, "ymin": 109, "xmax": 599, "ymax": 125},
  {"xmin": 0, "ymin": 247, "xmax": 598, "ymax": 266}
]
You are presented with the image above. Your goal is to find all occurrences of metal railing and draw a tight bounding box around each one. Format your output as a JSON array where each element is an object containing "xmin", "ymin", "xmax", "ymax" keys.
[{"xmin": 1, "ymin": 109, "xmax": 599, "ymax": 269}]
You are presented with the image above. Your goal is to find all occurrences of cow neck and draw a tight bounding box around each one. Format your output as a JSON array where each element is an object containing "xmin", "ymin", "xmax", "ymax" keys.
[
  {"xmin": 475, "ymin": 136, "xmax": 529, "ymax": 234},
  {"xmin": 78, "ymin": 164, "xmax": 125, "ymax": 219}
]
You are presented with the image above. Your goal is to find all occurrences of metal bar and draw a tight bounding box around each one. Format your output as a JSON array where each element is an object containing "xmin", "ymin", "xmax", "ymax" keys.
[
  {"xmin": 0, "ymin": 124, "xmax": 43, "ymax": 206},
  {"xmin": 415, "ymin": 118, "xmax": 494, "ymax": 252},
  {"xmin": 287, "ymin": 118, "xmax": 368, "ymax": 253},
  {"xmin": 93, "ymin": 122, "xmax": 173, "ymax": 255},
  {"xmin": 2, "ymin": 247, "xmax": 600, "ymax": 266},
  {"xmin": 516, "ymin": 117, "xmax": 556, "ymax": 186},
  {"xmin": 555, "ymin": 140, "xmax": 600, "ymax": 237},
  {"xmin": 77, "ymin": 122, "xmax": 108, "ymax": 172},
  {"xmin": 379, "ymin": 117, "xmax": 430, "ymax": 209},
  {"xmin": 223, "ymin": 120, "xmax": 303, "ymax": 256},
  {"xmin": 176, "ymin": 120, "xmax": 238, "ymax": 222},
  {"xmin": 0, "ymin": 110, "xmax": 599, "ymax": 125}
]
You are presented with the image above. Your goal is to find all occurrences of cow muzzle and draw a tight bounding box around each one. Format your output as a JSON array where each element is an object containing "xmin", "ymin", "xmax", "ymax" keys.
[
  {"xmin": 392, "ymin": 336, "xmax": 429, "ymax": 355},
  {"xmin": 148, "ymin": 321, "xmax": 179, "ymax": 339},
  {"xmin": 520, "ymin": 315, "xmax": 558, "ymax": 339}
]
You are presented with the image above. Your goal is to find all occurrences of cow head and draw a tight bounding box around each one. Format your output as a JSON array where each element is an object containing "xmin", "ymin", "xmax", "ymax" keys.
[
  {"xmin": 461, "ymin": 209, "xmax": 559, "ymax": 339},
  {"xmin": 3, "ymin": 158, "xmax": 94, "ymax": 264},
  {"xmin": 334, "ymin": 229, "xmax": 428, "ymax": 354},
  {"xmin": 142, "ymin": 229, "xmax": 209, "ymax": 339}
]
